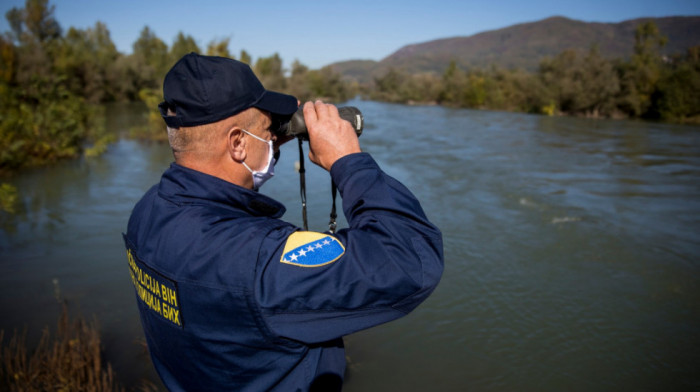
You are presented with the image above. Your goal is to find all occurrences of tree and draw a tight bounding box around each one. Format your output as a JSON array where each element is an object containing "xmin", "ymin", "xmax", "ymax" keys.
[
  {"xmin": 305, "ymin": 66, "xmax": 351, "ymax": 102},
  {"xmin": 131, "ymin": 26, "xmax": 168, "ymax": 86},
  {"xmin": 617, "ymin": 21, "xmax": 667, "ymax": 117},
  {"xmin": 463, "ymin": 72, "xmax": 488, "ymax": 107},
  {"xmin": 634, "ymin": 21, "xmax": 668, "ymax": 65},
  {"xmin": 0, "ymin": 35, "xmax": 16, "ymax": 83},
  {"xmin": 539, "ymin": 48, "xmax": 619, "ymax": 117},
  {"xmin": 286, "ymin": 59, "xmax": 312, "ymax": 101},
  {"xmin": 578, "ymin": 47, "xmax": 619, "ymax": 117},
  {"xmin": 438, "ymin": 60, "xmax": 468, "ymax": 106},
  {"xmin": 402, "ymin": 72, "xmax": 442, "ymax": 103},
  {"xmin": 5, "ymin": 7, "xmax": 24, "ymax": 43},
  {"xmin": 539, "ymin": 49, "xmax": 583, "ymax": 113},
  {"xmin": 254, "ymin": 53, "xmax": 285, "ymax": 91},
  {"xmin": 206, "ymin": 38, "xmax": 232, "ymax": 58},
  {"xmin": 170, "ymin": 31, "xmax": 200, "ymax": 66},
  {"xmin": 55, "ymin": 22, "xmax": 120, "ymax": 102},
  {"xmin": 0, "ymin": 0, "xmax": 105, "ymax": 173},
  {"xmin": 238, "ymin": 49, "xmax": 251, "ymax": 65},
  {"xmin": 371, "ymin": 67, "xmax": 406, "ymax": 102},
  {"xmin": 652, "ymin": 46, "xmax": 700, "ymax": 122},
  {"xmin": 7, "ymin": 0, "xmax": 61, "ymax": 44}
]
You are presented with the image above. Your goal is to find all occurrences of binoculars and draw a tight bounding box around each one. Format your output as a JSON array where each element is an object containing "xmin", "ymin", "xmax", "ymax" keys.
[{"xmin": 274, "ymin": 106, "xmax": 364, "ymax": 140}]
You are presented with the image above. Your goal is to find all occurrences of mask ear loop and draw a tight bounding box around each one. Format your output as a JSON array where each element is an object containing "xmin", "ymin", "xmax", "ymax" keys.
[{"xmin": 297, "ymin": 138, "xmax": 308, "ymax": 231}]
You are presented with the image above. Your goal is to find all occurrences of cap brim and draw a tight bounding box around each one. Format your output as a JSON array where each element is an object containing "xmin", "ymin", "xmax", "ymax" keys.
[{"xmin": 254, "ymin": 90, "xmax": 298, "ymax": 116}]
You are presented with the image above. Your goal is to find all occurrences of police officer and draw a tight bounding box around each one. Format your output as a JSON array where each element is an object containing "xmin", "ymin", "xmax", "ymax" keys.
[{"xmin": 124, "ymin": 53, "xmax": 444, "ymax": 391}]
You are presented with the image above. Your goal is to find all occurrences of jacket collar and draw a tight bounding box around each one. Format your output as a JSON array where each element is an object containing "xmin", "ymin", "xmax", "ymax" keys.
[{"xmin": 157, "ymin": 163, "xmax": 286, "ymax": 218}]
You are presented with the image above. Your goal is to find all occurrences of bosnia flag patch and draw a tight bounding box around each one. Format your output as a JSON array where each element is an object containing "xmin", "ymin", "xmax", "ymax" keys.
[{"xmin": 281, "ymin": 231, "xmax": 345, "ymax": 267}]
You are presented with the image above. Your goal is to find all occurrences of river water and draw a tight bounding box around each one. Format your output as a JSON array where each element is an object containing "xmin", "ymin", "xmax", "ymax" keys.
[{"xmin": 1, "ymin": 100, "xmax": 699, "ymax": 391}]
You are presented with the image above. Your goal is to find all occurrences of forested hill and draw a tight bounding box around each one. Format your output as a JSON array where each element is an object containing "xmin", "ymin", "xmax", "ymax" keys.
[{"xmin": 331, "ymin": 16, "xmax": 700, "ymax": 82}]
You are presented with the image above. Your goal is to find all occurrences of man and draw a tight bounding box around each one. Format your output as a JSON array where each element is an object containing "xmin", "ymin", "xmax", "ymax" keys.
[{"xmin": 124, "ymin": 53, "xmax": 443, "ymax": 391}]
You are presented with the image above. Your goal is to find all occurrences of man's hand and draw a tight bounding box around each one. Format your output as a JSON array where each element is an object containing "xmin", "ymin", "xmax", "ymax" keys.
[{"xmin": 303, "ymin": 100, "xmax": 361, "ymax": 171}]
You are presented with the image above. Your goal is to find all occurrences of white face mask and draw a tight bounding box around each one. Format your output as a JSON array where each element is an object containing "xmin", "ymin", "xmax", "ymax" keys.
[{"xmin": 241, "ymin": 129, "xmax": 275, "ymax": 190}]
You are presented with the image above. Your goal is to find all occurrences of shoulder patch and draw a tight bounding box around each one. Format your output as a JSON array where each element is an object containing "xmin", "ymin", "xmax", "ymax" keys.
[{"xmin": 281, "ymin": 231, "xmax": 345, "ymax": 267}]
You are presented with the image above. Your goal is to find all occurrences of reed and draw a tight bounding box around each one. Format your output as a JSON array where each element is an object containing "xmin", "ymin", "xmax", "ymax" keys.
[{"xmin": 0, "ymin": 304, "xmax": 124, "ymax": 392}]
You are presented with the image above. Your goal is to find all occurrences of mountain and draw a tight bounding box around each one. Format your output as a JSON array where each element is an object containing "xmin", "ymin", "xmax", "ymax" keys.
[
  {"xmin": 326, "ymin": 60, "xmax": 378, "ymax": 82},
  {"xmin": 330, "ymin": 16, "xmax": 700, "ymax": 83}
]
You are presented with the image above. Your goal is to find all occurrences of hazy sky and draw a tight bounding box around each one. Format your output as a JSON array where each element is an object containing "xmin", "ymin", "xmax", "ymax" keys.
[{"xmin": 1, "ymin": 0, "xmax": 698, "ymax": 69}]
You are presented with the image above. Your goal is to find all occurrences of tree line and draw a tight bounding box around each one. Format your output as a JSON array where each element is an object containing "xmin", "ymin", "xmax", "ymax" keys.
[
  {"xmin": 369, "ymin": 22, "xmax": 700, "ymax": 123},
  {"xmin": 1, "ymin": 0, "xmax": 699, "ymax": 177},
  {"xmin": 0, "ymin": 0, "xmax": 354, "ymax": 175}
]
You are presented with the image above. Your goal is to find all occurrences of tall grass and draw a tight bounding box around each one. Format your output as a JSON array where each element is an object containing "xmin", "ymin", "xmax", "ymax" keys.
[{"xmin": 0, "ymin": 304, "xmax": 124, "ymax": 392}]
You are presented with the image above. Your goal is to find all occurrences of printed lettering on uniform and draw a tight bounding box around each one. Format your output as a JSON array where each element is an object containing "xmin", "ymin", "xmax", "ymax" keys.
[
  {"xmin": 281, "ymin": 231, "xmax": 345, "ymax": 267},
  {"xmin": 126, "ymin": 248, "xmax": 183, "ymax": 329}
]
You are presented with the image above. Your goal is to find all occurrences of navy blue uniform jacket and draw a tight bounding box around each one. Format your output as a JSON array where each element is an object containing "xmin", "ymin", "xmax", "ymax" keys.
[{"xmin": 124, "ymin": 153, "xmax": 443, "ymax": 391}]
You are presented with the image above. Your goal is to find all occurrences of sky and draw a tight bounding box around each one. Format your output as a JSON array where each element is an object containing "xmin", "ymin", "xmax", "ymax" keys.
[{"xmin": 0, "ymin": 0, "xmax": 699, "ymax": 69}]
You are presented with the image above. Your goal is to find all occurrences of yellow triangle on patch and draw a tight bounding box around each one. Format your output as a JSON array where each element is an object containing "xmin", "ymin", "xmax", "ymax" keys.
[{"xmin": 281, "ymin": 231, "xmax": 345, "ymax": 267}]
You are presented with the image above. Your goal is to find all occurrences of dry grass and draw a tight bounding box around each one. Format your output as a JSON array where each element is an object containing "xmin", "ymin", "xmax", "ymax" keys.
[{"xmin": 0, "ymin": 304, "xmax": 124, "ymax": 392}]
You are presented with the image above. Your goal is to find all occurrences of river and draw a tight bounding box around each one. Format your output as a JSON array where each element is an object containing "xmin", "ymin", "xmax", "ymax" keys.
[{"xmin": 1, "ymin": 100, "xmax": 699, "ymax": 391}]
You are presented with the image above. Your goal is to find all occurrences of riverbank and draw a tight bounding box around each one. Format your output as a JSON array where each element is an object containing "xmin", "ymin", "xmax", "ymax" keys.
[{"xmin": 1, "ymin": 304, "xmax": 125, "ymax": 392}]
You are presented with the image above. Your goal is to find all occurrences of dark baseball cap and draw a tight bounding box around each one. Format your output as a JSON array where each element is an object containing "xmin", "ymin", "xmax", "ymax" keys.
[{"xmin": 159, "ymin": 53, "xmax": 298, "ymax": 128}]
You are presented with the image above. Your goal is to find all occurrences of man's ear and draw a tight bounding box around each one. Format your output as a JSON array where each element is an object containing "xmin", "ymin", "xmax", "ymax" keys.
[{"xmin": 227, "ymin": 127, "xmax": 246, "ymax": 162}]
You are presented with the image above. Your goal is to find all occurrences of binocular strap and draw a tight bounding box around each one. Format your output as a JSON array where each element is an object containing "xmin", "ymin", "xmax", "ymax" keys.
[
  {"xmin": 329, "ymin": 182, "xmax": 338, "ymax": 234},
  {"xmin": 297, "ymin": 138, "xmax": 308, "ymax": 231},
  {"xmin": 297, "ymin": 138, "xmax": 338, "ymax": 234}
]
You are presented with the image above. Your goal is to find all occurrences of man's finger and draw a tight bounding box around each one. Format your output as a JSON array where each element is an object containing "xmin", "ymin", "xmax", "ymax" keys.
[
  {"xmin": 314, "ymin": 100, "xmax": 329, "ymax": 119},
  {"xmin": 303, "ymin": 101, "xmax": 317, "ymax": 124},
  {"xmin": 326, "ymin": 103, "xmax": 340, "ymax": 119}
]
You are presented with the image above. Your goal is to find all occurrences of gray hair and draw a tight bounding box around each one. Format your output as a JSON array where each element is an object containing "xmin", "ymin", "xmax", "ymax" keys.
[{"xmin": 165, "ymin": 108, "xmax": 258, "ymax": 159}]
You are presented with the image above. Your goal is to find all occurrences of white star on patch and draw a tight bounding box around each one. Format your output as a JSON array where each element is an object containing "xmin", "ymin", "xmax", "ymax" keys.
[
  {"xmin": 298, "ymin": 249, "xmax": 307, "ymax": 257},
  {"xmin": 290, "ymin": 253, "xmax": 298, "ymax": 262},
  {"xmin": 306, "ymin": 246, "xmax": 315, "ymax": 252},
  {"xmin": 315, "ymin": 243, "xmax": 323, "ymax": 249},
  {"xmin": 322, "ymin": 239, "xmax": 330, "ymax": 245}
]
